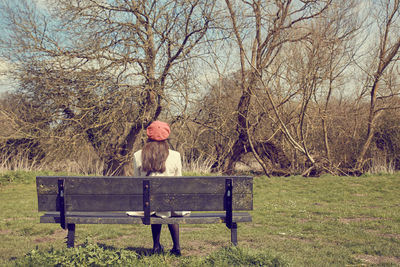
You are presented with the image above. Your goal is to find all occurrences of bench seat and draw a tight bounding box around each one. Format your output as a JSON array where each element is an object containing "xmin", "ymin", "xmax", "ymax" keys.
[{"xmin": 40, "ymin": 211, "xmax": 252, "ymax": 225}]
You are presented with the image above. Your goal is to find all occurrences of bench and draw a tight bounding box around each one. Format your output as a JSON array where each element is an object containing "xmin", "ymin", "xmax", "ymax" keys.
[{"xmin": 36, "ymin": 176, "xmax": 253, "ymax": 248}]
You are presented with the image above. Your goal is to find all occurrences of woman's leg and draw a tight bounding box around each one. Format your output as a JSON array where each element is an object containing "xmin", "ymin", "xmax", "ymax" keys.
[
  {"xmin": 168, "ymin": 224, "xmax": 181, "ymax": 255},
  {"xmin": 151, "ymin": 224, "xmax": 163, "ymax": 252}
]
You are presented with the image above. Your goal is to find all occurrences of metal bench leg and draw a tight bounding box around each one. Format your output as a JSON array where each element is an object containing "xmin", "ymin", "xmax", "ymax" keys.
[
  {"xmin": 66, "ymin": 224, "xmax": 76, "ymax": 248},
  {"xmin": 231, "ymin": 222, "xmax": 238, "ymax": 246}
]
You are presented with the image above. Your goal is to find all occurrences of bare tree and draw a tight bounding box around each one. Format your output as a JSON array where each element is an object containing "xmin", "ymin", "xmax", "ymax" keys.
[
  {"xmin": 356, "ymin": 0, "xmax": 400, "ymax": 171},
  {"xmin": 0, "ymin": 0, "xmax": 216, "ymax": 175},
  {"xmin": 277, "ymin": 0, "xmax": 362, "ymax": 175},
  {"xmin": 221, "ymin": 0, "xmax": 334, "ymax": 175}
]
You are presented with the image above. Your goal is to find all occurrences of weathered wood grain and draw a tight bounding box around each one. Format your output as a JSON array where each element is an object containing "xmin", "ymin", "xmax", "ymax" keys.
[
  {"xmin": 36, "ymin": 176, "xmax": 253, "ymax": 212},
  {"xmin": 36, "ymin": 176, "xmax": 253, "ymax": 195},
  {"xmin": 40, "ymin": 212, "xmax": 252, "ymax": 224}
]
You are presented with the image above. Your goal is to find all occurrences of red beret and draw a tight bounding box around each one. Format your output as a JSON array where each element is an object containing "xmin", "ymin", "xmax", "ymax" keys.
[{"xmin": 146, "ymin": 121, "xmax": 170, "ymax": 141}]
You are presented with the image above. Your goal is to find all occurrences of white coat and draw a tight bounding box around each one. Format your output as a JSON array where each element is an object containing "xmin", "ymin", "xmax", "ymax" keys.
[{"xmin": 128, "ymin": 149, "xmax": 190, "ymax": 218}]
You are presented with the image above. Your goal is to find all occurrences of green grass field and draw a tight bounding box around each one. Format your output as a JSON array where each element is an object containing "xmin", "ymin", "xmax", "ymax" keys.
[{"xmin": 0, "ymin": 171, "xmax": 399, "ymax": 266}]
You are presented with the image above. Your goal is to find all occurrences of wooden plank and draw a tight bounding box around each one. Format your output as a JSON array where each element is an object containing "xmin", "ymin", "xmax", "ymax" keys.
[
  {"xmin": 62, "ymin": 193, "xmax": 251, "ymax": 212},
  {"xmin": 40, "ymin": 212, "xmax": 252, "ymax": 225},
  {"xmin": 36, "ymin": 177, "xmax": 60, "ymax": 195},
  {"xmin": 150, "ymin": 193, "xmax": 252, "ymax": 211},
  {"xmin": 37, "ymin": 195, "xmax": 59, "ymax": 212},
  {"xmin": 40, "ymin": 212, "xmax": 61, "ymax": 223},
  {"xmin": 64, "ymin": 177, "xmax": 144, "ymax": 195},
  {"xmin": 149, "ymin": 176, "xmax": 253, "ymax": 195},
  {"xmin": 37, "ymin": 176, "xmax": 252, "ymax": 195},
  {"xmin": 231, "ymin": 177, "xmax": 253, "ymax": 194},
  {"xmin": 65, "ymin": 195, "xmax": 143, "ymax": 212},
  {"xmin": 151, "ymin": 194, "xmax": 225, "ymax": 211},
  {"xmin": 62, "ymin": 194, "xmax": 224, "ymax": 212},
  {"xmin": 37, "ymin": 177, "xmax": 62, "ymax": 212},
  {"xmin": 37, "ymin": 176, "xmax": 143, "ymax": 195},
  {"xmin": 234, "ymin": 193, "xmax": 253, "ymax": 210}
]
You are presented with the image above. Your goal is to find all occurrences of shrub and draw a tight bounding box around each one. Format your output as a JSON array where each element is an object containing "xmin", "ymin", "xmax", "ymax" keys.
[
  {"xmin": 0, "ymin": 170, "xmax": 35, "ymax": 185},
  {"xmin": 14, "ymin": 243, "xmax": 140, "ymax": 267},
  {"xmin": 13, "ymin": 243, "xmax": 287, "ymax": 267}
]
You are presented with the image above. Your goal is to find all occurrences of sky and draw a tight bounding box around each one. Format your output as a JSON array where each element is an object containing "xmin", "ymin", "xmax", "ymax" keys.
[
  {"xmin": 0, "ymin": 0, "xmax": 48, "ymax": 94},
  {"xmin": 0, "ymin": 58, "xmax": 14, "ymax": 94},
  {"xmin": 0, "ymin": 0, "xmax": 393, "ymax": 96}
]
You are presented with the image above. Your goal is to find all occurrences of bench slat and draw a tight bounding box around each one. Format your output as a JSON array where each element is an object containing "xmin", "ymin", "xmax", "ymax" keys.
[
  {"xmin": 150, "ymin": 193, "xmax": 252, "ymax": 211},
  {"xmin": 62, "ymin": 193, "xmax": 252, "ymax": 212},
  {"xmin": 65, "ymin": 195, "xmax": 142, "ymax": 212},
  {"xmin": 37, "ymin": 195, "xmax": 58, "ymax": 212},
  {"xmin": 40, "ymin": 212, "xmax": 252, "ymax": 224}
]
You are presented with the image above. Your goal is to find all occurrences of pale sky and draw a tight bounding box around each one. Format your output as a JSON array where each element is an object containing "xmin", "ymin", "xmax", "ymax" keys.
[
  {"xmin": 0, "ymin": 0, "xmax": 48, "ymax": 94},
  {"xmin": 0, "ymin": 58, "xmax": 15, "ymax": 94}
]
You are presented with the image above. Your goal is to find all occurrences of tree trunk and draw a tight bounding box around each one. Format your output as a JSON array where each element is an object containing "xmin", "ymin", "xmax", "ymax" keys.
[{"xmin": 102, "ymin": 123, "xmax": 143, "ymax": 176}]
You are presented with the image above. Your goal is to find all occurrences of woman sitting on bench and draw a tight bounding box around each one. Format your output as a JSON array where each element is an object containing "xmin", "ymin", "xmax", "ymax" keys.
[{"xmin": 133, "ymin": 120, "xmax": 186, "ymax": 256}]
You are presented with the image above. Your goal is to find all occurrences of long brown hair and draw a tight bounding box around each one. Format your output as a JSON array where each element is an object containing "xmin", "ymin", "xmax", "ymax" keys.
[{"xmin": 141, "ymin": 139, "xmax": 169, "ymax": 173}]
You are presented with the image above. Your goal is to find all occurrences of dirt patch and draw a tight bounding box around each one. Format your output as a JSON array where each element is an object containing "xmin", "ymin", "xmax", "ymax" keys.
[
  {"xmin": 381, "ymin": 233, "xmax": 400, "ymax": 240},
  {"xmin": 339, "ymin": 217, "xmax": 381, "ymax": 224},
  {"xmin": 365, "ymin": 230, "xmax": 400, "ymax": 240},
  {"xmin": 0, "ymin": 229, "xmax": 12, "ymax": 235},
  {"xmin": 180, "ymin": 227, "xmax": 205, "ymax": 232},
  {"xmin": 183, "ymin": 239, "xmax": 226, "ymax": 257},
  {"xmin": 298, "ymin": 218, "xmax": 312, "ymax": 223},
  {"xmin": 2, "ymin": 217, "xmax": 36, "ymax": 222},
  {"xmin": 276, "ymin": 234, "xmax": 314, "ymax": 243},
  {"xmin": 34, "ymin": 229, "xmax": 66, "ymax": 243},
  {"xmin": 356, "ymin": 254, "xmax": 400, "ymax": 265}
]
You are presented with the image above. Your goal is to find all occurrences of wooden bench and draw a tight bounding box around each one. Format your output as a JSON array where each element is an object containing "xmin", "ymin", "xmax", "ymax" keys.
[{"xmin": 36, "ymin": 176, "xmax": 253, "ymax": 248}]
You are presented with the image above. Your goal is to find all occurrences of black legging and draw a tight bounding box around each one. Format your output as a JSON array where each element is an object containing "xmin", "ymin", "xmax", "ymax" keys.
[{"xmin": 151, "ymin": 224, "xmax": 180, "ymax": 251}]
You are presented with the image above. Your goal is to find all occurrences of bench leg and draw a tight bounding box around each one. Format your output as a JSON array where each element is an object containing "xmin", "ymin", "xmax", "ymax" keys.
[
  {"xmin": 231, "ymin": 222, "xmax": 238, "ymax": 246},
  {"xmin": 66, "ymin": 224, "xmax": 76, "ymax": 248}
]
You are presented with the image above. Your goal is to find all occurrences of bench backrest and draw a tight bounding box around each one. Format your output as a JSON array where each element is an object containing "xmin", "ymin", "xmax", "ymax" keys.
[{"xmin": 37, "ymin": 176, "xmax": 253, "ymax": 213}]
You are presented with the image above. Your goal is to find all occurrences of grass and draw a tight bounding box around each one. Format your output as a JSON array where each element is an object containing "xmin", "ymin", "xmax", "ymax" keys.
[{"xmin": 0, "ymin": 171, "xmax": 399, "ymax": 266}]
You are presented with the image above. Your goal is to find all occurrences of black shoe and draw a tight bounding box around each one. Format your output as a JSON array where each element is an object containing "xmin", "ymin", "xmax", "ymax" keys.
[
  {"xmin": 151, "ymin": 244, "xmax": 164, "ymax": 254},
  {"xmin": 170, "ymin": 248, "xmax": 181, "ymax": 257}
]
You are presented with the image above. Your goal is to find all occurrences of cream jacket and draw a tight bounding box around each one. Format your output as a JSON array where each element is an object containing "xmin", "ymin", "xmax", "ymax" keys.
[
  {"xmin": 133, "ymin": 149, "xmax": 182, "ymax": 177},
  {"xmin": 128, "ymin": 149, "xmax": 190, "ymax": 218}
]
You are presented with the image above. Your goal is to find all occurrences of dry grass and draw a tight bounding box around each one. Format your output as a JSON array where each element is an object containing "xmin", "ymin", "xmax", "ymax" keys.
[{"xmin": 367, "ymin": 156, "xmax": 396, "ymax": 174}]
